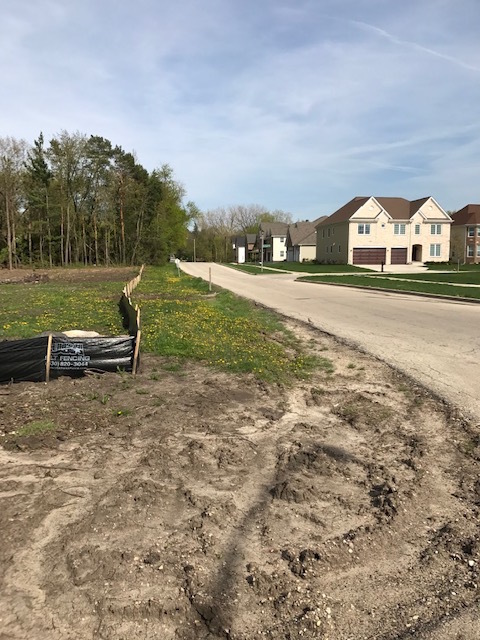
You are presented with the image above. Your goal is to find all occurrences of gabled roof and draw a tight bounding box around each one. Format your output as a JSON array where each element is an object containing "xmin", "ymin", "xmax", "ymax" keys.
[
  {"xmin": 288, "ymin": 222, "xmax": 315, "ymax": 246},
  {"xmin": 317, "ymin": 197, "xmax": 369, "ymax": 225},
  {"xmin": 259, "ymin": 222, "xmax": 289, "ymax": 237},
  {"xmin": 451, "ymin": 204, "xmax": 480, "ymax": 225},
  {"xmin": 376, "ymin": 197, "xmax": 430, "ymax": 220},
  {"xmin": 287, "ymin": 216, "xmax": 328, "ymax": 247},
  {"xmin": 232, "ymin": 235, "xmax": 246, "ymax": 247},
  {"xmin": 318, "ymin": 196, "xmax": 438, "ymax": 225}
]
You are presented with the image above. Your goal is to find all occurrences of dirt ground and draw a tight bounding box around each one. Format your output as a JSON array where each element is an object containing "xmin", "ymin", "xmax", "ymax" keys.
[{"xmin": 0, "ymin": 270, "xmax": 479, "ymax": 639}]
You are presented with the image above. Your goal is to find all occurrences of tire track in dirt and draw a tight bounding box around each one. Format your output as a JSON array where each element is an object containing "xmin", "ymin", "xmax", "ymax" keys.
[{"xmin": 0, "ymin": 329, "xmax": 478, "ymax": 639}]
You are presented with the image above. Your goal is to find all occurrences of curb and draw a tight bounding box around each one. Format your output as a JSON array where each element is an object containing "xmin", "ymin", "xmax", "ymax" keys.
[{"xmin": 297, "ymin": 279, "xmax": 480, "ymax": 304}]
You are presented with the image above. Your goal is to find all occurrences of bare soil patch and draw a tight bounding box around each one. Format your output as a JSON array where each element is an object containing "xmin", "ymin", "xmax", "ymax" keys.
[
  {"xmin": 0, "ymin": 267, "xmax": 137, "ymax": 285},
  {"xmin": 0, "ymin": 322, "xmax": 479, "ymax": 639}
]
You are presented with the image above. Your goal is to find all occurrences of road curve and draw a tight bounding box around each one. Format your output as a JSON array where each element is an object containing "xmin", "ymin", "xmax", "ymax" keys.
[{"xmin": 180, "ymin": 262, "xmax": 480, "ymax": 424}]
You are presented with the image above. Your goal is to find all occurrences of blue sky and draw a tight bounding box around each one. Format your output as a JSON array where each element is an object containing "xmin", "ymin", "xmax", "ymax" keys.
[{"xmin": 2, "ymin": 0, "xmax": 480, "ymax": 219}]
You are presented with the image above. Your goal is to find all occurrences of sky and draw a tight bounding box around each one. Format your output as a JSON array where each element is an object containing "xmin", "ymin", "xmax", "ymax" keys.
[{"xmin": 2, "ymin": 0, "xmax": 480, "ymax": 220}]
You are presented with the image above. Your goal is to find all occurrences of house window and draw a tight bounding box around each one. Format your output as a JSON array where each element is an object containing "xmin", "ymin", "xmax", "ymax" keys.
[
  {"xmin": 468, "ymin": 227, "xmax": 475, "ymax": 237},
  {"xmin": 429, "ymin": 244, "xmax": 441, "ymax": 257},
  {"xmin": 358, "ymin": 223, "xmax": 370, "ymax": 235},
  {"xmin": 322, "ymin": 229, "xmax": 325, "ymax": 238},
  {"xmin": 394, "ymin": 224, "xmax": 406, "ymax": 235},
  {"xmin": 415, "ymin": 224, "xmax": 420, "ymax": 235},
  {"xmin": 477, "ymin": 245, "xmax": 480, "ymax": 257},
  {"xmin": 280, "ymin": 237, "xmax": 285, "ymax": 242},
  {"xmin": 431, "ymin": 224, "xmax": 441, "ymax": 235},
  {"xmin": 280, "ymin": 251, "xmax": 285, "ymax": 257},
  {"xmin": 338, "ymin": 245, "xmax": 341, "ymax": 252},
  {"xmin": 467, "ymin": 245, "xmax": 474, "ymax": 257},
  {"xmin": 477, "ymin": 227, "xmax": 480, "ymax": 236}
]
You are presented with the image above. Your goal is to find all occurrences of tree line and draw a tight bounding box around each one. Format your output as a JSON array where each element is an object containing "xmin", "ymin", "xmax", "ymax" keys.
[
  {"xmin": 0, "ymin": 131, "xmax": 293, "ymax": 269},
  {"xmin": 0, "ymin": 131, "xmax": 194, "ymax": 269}
]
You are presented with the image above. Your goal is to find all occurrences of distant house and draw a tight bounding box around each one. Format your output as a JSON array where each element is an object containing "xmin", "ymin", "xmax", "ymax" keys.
[
  {"xmin": 232, "ymin": 233, "xmax": 258, "ymax": 263},
  {"xmin": 232, "ymin": 235, "xmax": 247, "ymax": 263},
  {"xmin": 450, "ymin": 205, "xmax": 480, "ymax": 264},
  {"xmin": 286, "ymin": 217, "xmax": 327, "ymax": 262},
  {"xmin": 258, "ymin": 222, "xmax": 289, "ymax": 262},
  {"xmin": 316, "ymin": 196, "xmax": 451, "ymax": 265}
]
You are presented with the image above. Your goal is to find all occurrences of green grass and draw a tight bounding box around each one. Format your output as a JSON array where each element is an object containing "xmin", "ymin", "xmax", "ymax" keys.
[
  {"xmin": 365, "ymin": 272, "xmax": 480, "ymax": 285},
  {"xmin": 225, "ymin": 263, "xmax": 280, "ymax": 275},
  {"xmin": 0, "ymin": 265, "xmax": 327, "ymax": 384},
  {"xmin": 15, "ymin": 420, "xmax": 56, "ymax": 437},
  {"xmin": 0, "ymin": 278, "xmax": 126, "ymax": 338},
  {"xmin": 263, "ymin": 262, "xmax": 372, "ymax": 273},
  {"xmin": 298, "ymin": 274, "xmax": 480, "ymax": 299},
  {"xmin": 426, "ymin": 262, "xmax": 480, "ymax": 271},
  {"xmin": 138, "ymin": 267, "xmax": 324, "ymax": 382}
]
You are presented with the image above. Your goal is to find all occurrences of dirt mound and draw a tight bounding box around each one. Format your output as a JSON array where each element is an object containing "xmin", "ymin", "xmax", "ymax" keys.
[{"xmin": 0, "ymin": 324, "xmax": 479, "ymax": 639}]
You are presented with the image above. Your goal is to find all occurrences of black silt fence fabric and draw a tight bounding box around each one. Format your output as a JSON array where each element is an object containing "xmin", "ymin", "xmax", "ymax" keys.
[
  {"xmin": 0, "ymin": 336, "xmax": 135, "ymax": 384},
  {"xmin": 0, "ymin": 337, "xmax": 49, "ymax": 383},
  {"xmin": 118, "ymin": 294, "xmax": 138, "ymax": 335}
]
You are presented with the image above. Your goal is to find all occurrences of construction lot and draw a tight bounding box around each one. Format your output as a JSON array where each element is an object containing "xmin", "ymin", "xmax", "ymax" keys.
[{"xmin": 1, "ymin": 311, "xmax": 479, "ymax": 639}]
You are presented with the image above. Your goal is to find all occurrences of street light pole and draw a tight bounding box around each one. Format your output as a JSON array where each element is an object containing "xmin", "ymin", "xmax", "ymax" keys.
[{"xmin": 260, "ymin": 232, "xmax": 264, "ymax": 273}]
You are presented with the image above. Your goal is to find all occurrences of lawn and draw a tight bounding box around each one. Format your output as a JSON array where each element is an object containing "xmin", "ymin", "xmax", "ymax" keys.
[
  {"xmin": 365, "ymin": 272, "xmax": 480, "ymax": 285},
  {"xmin": 263, "ymin": 262, "xmax": 372, "ymax": 273},
  {"xmin": 298, "ymin": 274, "xmax": 480, "ymax": 300},
  {"xmin": 225, "ymin": 263, "xmax": 280, "ymax": 275},
  {"xmin": 0, "ymin": 266, "xmax": 323, "ymax": 383},
  {"xmin": 426, "ymin": 262, "xmax": 480, "ymax": 271}
]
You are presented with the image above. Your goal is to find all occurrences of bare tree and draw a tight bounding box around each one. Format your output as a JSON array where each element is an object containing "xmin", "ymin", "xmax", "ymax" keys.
[{"xmin": 0, "ymin": 137, "xmax": 29, "ymax": 269}]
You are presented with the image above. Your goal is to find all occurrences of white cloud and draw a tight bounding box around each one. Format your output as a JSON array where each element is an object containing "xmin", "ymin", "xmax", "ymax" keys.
[{"xmin": 1, "ymin": 0, "xmax": 480, "ymax": 217}]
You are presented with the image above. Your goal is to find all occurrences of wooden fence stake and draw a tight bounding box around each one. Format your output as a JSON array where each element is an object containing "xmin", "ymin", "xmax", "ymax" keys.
[
  {"xmin": 45, "ymin": 333, "xmax": 53, "ymax": 383},
  {"xmin": 132, "ymin": 330, "xmax": 141, "ymax": 375}
]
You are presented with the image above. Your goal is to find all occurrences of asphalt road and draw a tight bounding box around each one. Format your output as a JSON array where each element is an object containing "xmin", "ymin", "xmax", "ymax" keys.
[{"xmin": 180, "ymin": 262, "xmax": 480, "ymax": 424}]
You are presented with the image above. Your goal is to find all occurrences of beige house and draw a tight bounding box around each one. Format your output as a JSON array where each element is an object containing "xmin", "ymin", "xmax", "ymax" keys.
[
  {"xmin": 450, "ymin": 204, "xmax": 480, "ymax": 264},
  {"xmin": 316, "ymin": 196, "xmax": 451, "ymax": 265},
  {"xmin": 286, "ymin": 217, "xmax": 326, "ymax": 262}
]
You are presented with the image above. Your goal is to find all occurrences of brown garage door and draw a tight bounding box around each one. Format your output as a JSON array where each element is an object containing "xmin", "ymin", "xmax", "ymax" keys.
[
  {"xmin": 353, "ymin": 248, "xmax": 386, "ymax": 265},
  {"xmin": 391, "ymin": 248, "xmax": 408, "ymax": 264}
]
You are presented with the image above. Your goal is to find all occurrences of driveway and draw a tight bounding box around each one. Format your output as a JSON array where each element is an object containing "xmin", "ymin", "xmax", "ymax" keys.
[{"xmin": 180, "ymin": 262, "xmax": 480, "ymax": 424}]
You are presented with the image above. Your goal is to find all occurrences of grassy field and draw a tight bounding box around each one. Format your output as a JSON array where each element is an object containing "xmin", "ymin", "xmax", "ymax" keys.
[
  {"xmin": 137, "ymin": 267, "xmax": 322, "ymax": 381},
  {"xmin": 0, "ymin": 279, "xmax": 123, "ymax": 338},
  {"xmin": 0, "ymin": 266, "xmax": 324, "ymax": 383},
  {"xmin": 298, "ymin": 274, "xmax": 480, "ymax": 300}
]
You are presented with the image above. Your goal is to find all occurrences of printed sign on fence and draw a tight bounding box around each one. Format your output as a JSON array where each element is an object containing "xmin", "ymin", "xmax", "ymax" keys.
[{"xmin": 50, "ymin": 341, "xmax": 91, "ymax": 369}]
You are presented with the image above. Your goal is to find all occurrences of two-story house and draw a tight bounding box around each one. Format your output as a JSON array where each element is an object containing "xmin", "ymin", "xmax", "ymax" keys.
[
  {"xmin": 258, "ymin": 222, "xmax": 289, "ymax": 262},
  {"xmin": 450, "ymin": 204, "xmax": 480, "ymax": 264},
  {"xmin": 316, "ymin": 196, "xmax": 452, "ymax": 265}
]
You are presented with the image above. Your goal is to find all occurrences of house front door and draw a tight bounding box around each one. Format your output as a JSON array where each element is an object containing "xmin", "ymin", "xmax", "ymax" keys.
[{"xmin": 412, "ymin": 244, "xmax": 422, "ymax": 262}]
